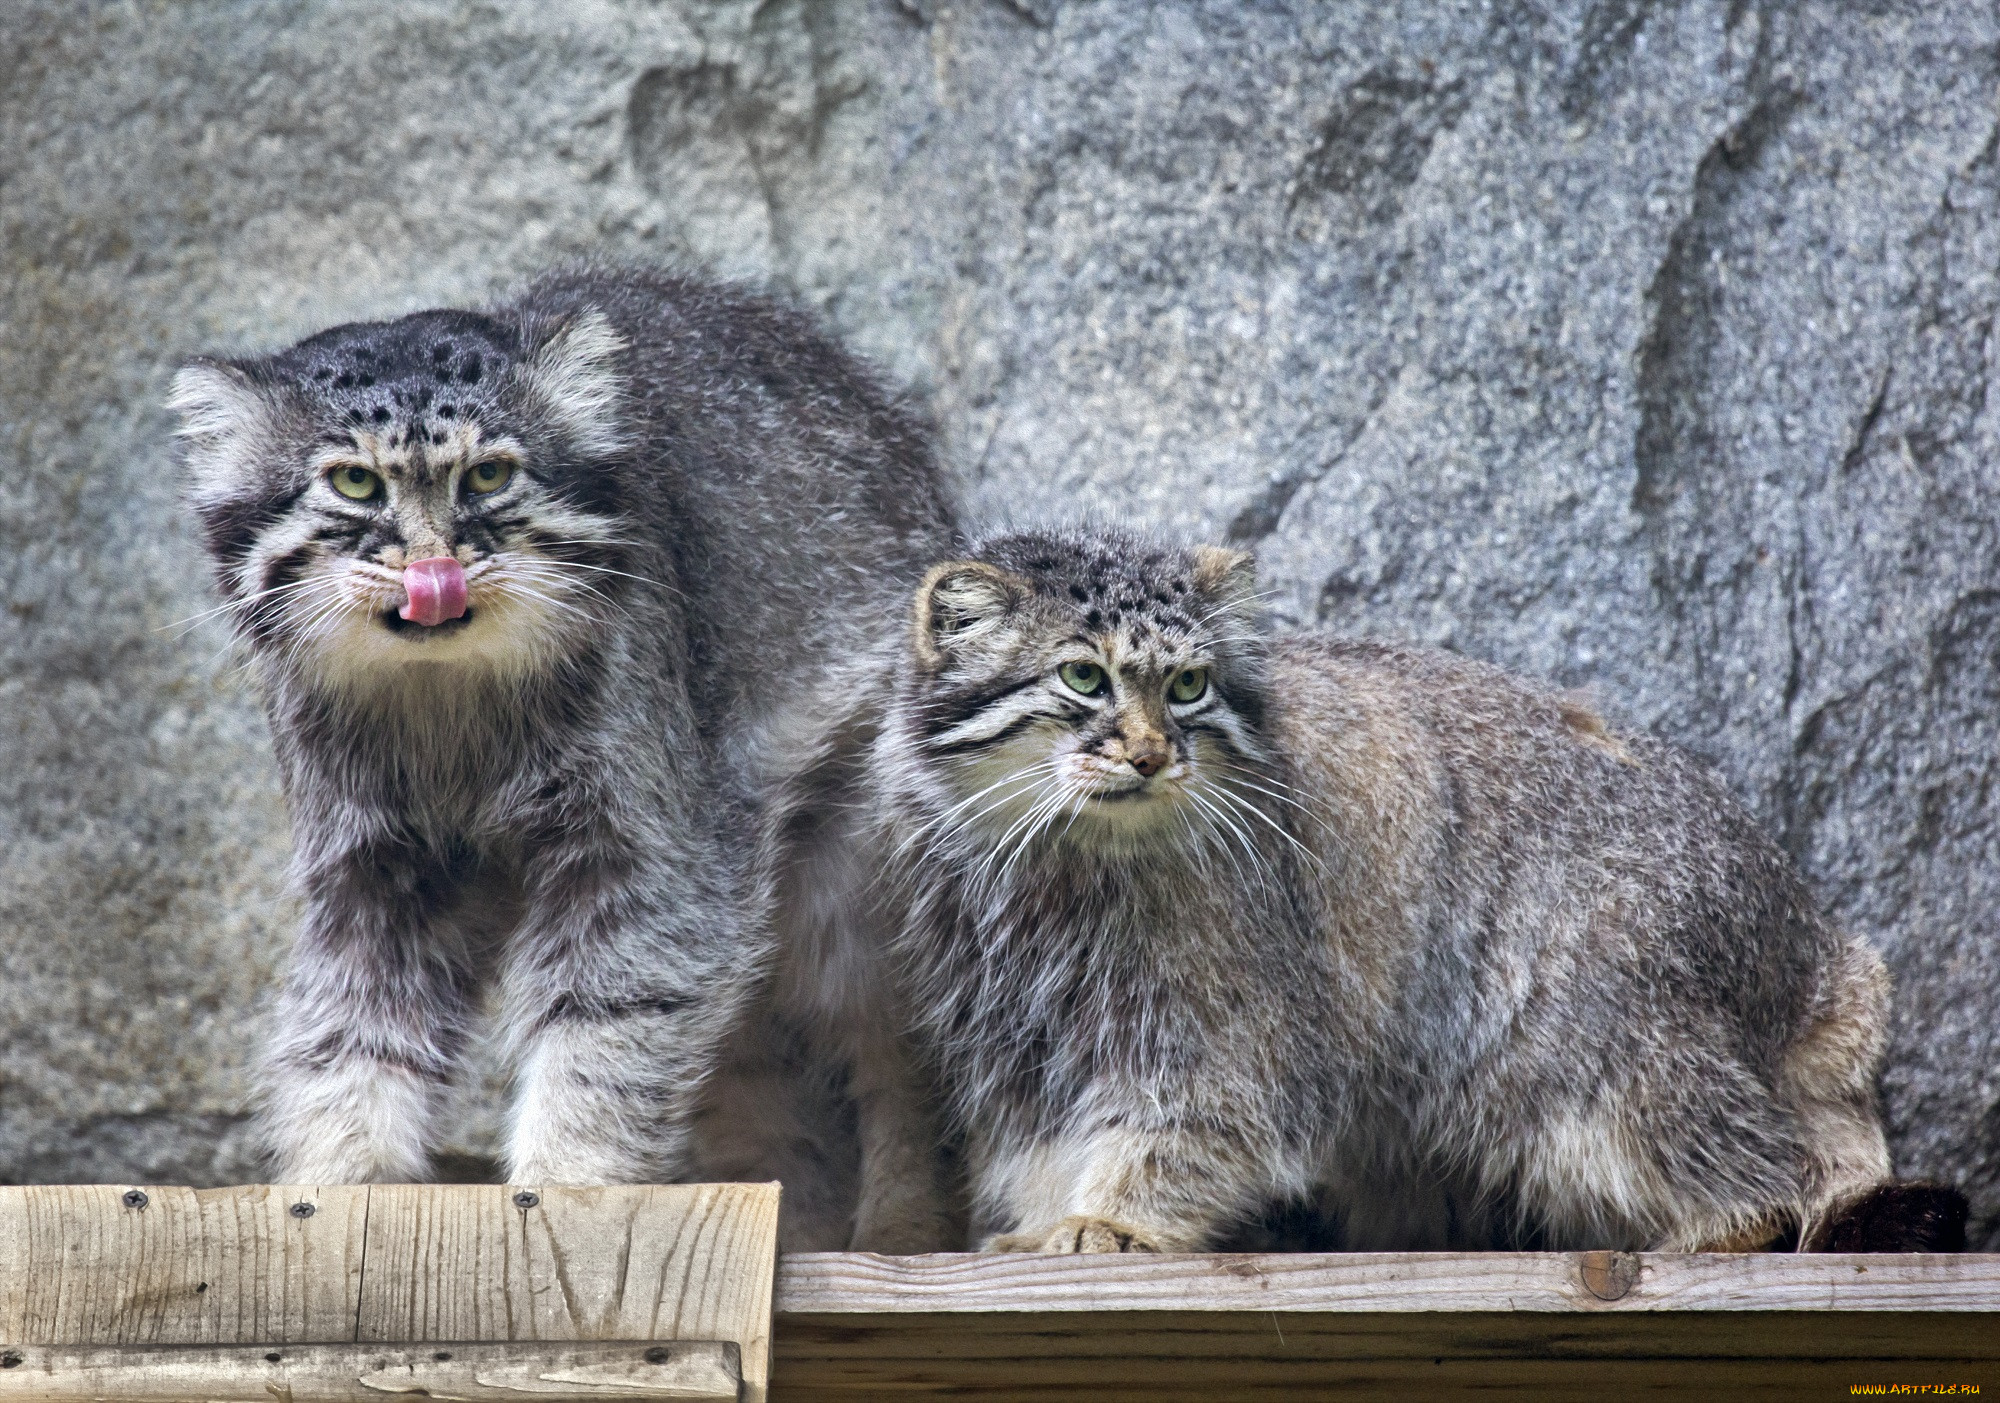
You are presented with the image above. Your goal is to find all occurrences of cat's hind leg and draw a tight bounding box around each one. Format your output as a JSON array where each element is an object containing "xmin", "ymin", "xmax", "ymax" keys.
[
  {"xmin": 1482, "ymin": 1075, "xmax": 1811, "ymax": 1254},
  {"xmin": 1781, "ymin": 936, "xmax": 1899, "ymax": 1247},
  {"xmin": 977, "ymin": 1116, "xmax": 1292, "ymax": 1254},
  {"xmin": 846, "ymin": 1016, "xmax": 961, "ymax": 1252}
]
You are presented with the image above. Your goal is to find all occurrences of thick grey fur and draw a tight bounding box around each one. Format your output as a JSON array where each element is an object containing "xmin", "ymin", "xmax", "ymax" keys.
[
  {"xmin": 799, "ymin": 524, "xmax": 1897, "ymax": 1253},
  {"xmin": 167, "ymin": 266, "xmax": 956, "ymax": 1185}
]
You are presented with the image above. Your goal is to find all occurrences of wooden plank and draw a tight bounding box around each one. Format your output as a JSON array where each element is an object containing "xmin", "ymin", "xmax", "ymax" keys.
[
  {"xmin": 0, "ymin": 1185, "xmax": 368, "ymax": 1346},
  {"xmin": 776, "ymin": 1250, "xmax": 2000, "ymax": 1314},
  {"xmin": 1, "ymin": 1185, "xmax": 778, "ymax": 1403},
  {"xmin": 0, "ymin": 1340, "xmax": 740, "ymax": 1401},
  {"xmin": 357, "ymin": 1185, "xmax": 779, "ymax": 1402},
  {"xmin": 770, "ymin": 1309, "xmax": 2000, "ymax": 1401},
  {"xmin": 773, "ymin": 1253, "xmax": 2000, "ymax": 1400}
]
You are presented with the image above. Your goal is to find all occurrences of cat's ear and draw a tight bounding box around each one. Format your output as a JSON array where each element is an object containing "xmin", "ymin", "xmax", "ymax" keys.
[
  {"xmin": 521, "ymin": 308, "xmax": 629, "ymax": 458},
  {"xmin": 1192, "ymin": 544, "xmax": 1257, "ymax": 600},
  {"xmin": 1192, "ymin": 544, "xmax": 1263, "ymax": 631},
  {"xmin": 913, "ymin": 561, "xmax": 1029, "ymax": 667},
  {"xmin": 168, "ymin": 358, "xmax": 280, "ymax": 503}
]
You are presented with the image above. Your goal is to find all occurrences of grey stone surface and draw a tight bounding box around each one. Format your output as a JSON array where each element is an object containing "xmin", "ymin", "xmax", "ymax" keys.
[{"xmin": 3, "ymin": 1, "xmax": 1995, "ymax": 1242}]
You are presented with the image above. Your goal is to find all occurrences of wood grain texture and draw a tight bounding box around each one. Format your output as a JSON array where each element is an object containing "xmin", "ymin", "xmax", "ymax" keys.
[
  {"xmin": 777, "ymin": 1250, "xmax": 2000, "ymax": 1314},
  {"xmin": 0, "ymin": 1185, "xmax": 779, "ymax": 1402},
  {"xmin": 8, "ymin": 1197, "xmax": 1995, "ymax": 1402},
  {"xmin": 770, "ymin": 1310, "xmax": 2000, "ymax": 1401},
  {"xmin": 769, "ymin": 1253, "xmax": 2000, "ymax": 1400},
  {"xmin": 0, "ymin": 1341, "xmax": 739, "ymax": 1401},
  {"xmin": 0, "ymin": 1185, "xmax": 368, "ymax": 1347},
  {"xmin": 358, "ymin": 1185, "xmax": 778, "ymax": 1399}
]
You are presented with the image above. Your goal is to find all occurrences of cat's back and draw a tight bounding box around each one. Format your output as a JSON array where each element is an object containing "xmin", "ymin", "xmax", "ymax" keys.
[
  {"xmin": 511, "ymin": 267, "xmax": 956, "ymax": 722},
  {"xmin": 1265, "ymin": 633, "xmax": 1841, "ymax": 1057},
  {"xmin": 1270, "ymin": 632, "xmax": 1765, "ymax": 857}
]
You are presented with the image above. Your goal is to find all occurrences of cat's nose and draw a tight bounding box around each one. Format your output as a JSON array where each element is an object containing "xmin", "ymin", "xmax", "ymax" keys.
[{"xmin": 1128, "ymin": 748, "xmax": 1168, "ymax": 779}]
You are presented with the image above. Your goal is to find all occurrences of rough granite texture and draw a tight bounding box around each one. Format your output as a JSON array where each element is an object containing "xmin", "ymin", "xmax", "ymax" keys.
[{"xmin": 3, "ymin": 1, "xmax": 1995, "ymax": 1244}]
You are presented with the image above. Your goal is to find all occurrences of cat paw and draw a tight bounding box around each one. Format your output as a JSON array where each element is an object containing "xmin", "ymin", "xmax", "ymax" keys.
[{"xmin": 983, "ymin": 1214, "xmax": 1165, "ymax": 1254}]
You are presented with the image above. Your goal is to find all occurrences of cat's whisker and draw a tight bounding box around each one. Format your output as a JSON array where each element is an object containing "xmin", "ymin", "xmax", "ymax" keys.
[
  {"xmin": 1182, "ymin": 785, "xmax": 1264, "ymax": 890},
  {"xmin": 1188, "ymin": 588, "xmax": 1278, "ymax": 629},
  {"xmin": 1203, "ymin": 779, "xmax": 1324, "ymax": 876},
  {"xmin": 991, "ymin": 784, "xmax": 1078, "ymax": 889},
  {"xmin": 933, "ymin": 759, "xmax": 1062, "ymax": 826},
  {"xmin": 291, "ymin": 590, "xmax": 367, "ymax": 646},
  {"xmin": 493, "ymin": 565, "xmax": 634, "ymax": 628},
  {"xmin": 521, "ymin": 534, "xmax": 641, "ymax": 548},
  {"xmin": 967, "ymin": 791, "xmax": 1051, "ymax": 891},
  {"xmin": 523, "ymin": 556, "xmax": 685, "ymax": 600},
  {"xmin": 486, "ymin": 576, "xmax": 605, "ymax": 625},
  {"xmin": 971, "ymin": 778, "xmax": 1072, "ymax": 892},
  {"xmin": 939, "ymin": 784, "xmax": 1053, "ymax": 852},
  {"xmin": 1211, "ymin": 761, "xmax": 1334, "ymax": 833},
  {"xmin": 157, "ymin": 576, "xmax": 324, "ymax": 635},
  {"xmin": 904, "ymin": 759, "xmax": 1064, "ymax": 857}
]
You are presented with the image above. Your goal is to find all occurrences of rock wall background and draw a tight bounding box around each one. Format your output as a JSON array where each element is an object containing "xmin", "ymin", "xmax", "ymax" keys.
[{"xmin": 3, "ymin": 1, "xmax": 1996, "ymax": 1244}]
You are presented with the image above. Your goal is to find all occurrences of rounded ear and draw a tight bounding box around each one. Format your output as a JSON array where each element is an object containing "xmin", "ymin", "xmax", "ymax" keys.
[
  {"xmin": 167, "ymin": 358, "xmax": 259, "ymax": 438},
  {"xmin": 1192, "ymin": 544, "xmax": 1256, "ymax": 599},
  {"xmin": 912, "ymin": 561, "xmax": 1029, "ymax": 667},
  {"xmin": 167, "ymin": 358, "xmax": 277, "ymax": 502},
  {"xmin": 521, "ymin": 308, "xmax": 629, "ymax": 458}
]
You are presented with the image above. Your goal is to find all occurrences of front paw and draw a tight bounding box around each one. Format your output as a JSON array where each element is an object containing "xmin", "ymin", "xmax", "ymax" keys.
[{"xmin": 984, "ymin": 1214, "xmax": 1165, "ymax": 1254}]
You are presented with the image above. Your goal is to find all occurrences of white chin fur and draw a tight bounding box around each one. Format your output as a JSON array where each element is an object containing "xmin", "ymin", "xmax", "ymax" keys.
[
  {"xmin": 291, "ymin": 578, "xmax": 582, "ymax": 698},
  {"xmin": 946, "ymin": 746, "xmax": 1186, "ymax": 856}
]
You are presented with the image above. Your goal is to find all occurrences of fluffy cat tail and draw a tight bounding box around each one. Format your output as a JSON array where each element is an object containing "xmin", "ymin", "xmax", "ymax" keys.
[{"xmin": 1803, "ymin": 1182, "xmax": 1969, "ymax": 1252}]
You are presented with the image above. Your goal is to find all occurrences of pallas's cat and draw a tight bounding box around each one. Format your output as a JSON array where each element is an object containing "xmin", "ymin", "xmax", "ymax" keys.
[
  {"xmin": 169, "ymin": 267, "xmax": 955, "ymax": 1184},
  {"xmin": 814, "ymin": 526, "xmax": 1952, "ymax": 1252}
]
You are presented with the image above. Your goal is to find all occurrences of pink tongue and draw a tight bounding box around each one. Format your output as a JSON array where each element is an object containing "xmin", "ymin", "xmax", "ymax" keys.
[{"xmin": 400, "ymin": 557, "xmax": 469, "ymax": 627}]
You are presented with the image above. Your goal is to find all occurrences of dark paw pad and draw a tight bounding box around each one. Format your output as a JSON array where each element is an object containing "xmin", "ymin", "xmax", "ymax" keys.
[{"xmin": 1811, "ymin": 1182, "xmax": 1969, "ymax": 1253}]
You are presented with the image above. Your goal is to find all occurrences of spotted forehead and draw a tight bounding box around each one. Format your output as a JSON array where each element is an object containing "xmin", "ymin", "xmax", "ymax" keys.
[
  {"xmin": 1097, "ymin": 624, "xmax": 1202, "ymax": 678},
  {"xmin": 276, "ymin": 308, "xmax": 520, "ymax": 445},
  {"xmin": 1009, "ymin": 549, "xmax": 1207, "ymax": 635}
]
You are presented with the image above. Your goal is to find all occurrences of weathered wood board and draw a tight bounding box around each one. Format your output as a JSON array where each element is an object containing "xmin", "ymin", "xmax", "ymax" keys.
[
  {"xmin": 7, "ymin": 1195, "xmax": 1995, "ymax": 1401},
  {"xmin": 0, "ymin": 1341, "xmax": 740, "ymax": 1402},
  {"xmin": 0, "ymin": 1184, "xmax": 779, "ymax": 1403},
  {"xmin": 772, "ymin": 1251, "xmax": 2000, "ymax": 1400}
]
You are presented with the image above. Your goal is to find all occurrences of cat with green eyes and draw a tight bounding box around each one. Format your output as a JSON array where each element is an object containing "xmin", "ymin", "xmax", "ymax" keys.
[
  {"xmin": 171, "ymin": 266, "xmax": 955, "ymax": 1189},
  {"xmin": 771, "ymin": 525, "xmax": 1958, "ymax": 1254}
]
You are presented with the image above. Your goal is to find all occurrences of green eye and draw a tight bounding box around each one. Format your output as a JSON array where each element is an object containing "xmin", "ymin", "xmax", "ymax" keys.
[
  {"xmin": 329, "ymin": 465, "xmax": 381, "ymax": 501},
  {"xmin": 1169, "ymin": 667, "xmax": 1209, "ymax": 703},
  {"xmin": 465, "ymin": 459, "xmax": 514, "ymax": 495},
  {"xmin": 1058, "ymin": 661, "xmax": 1107, "ymax": 696}
]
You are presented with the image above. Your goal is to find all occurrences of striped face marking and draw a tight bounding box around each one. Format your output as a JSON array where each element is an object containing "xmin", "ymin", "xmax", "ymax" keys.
[
  {"xmin": 910, "ymin": 538, "xmax": 1272, "ymax": 857},
  {"xmin": 171, "ymin": 305, "xmax": 635, "ymax": 697}
]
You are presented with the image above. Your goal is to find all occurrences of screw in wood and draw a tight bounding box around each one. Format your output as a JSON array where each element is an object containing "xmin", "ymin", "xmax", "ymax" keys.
[
  {"xmin": 513, "ymin": 1190, "xmax": 540, "ymax": 1210},
  {"xmin": 121, "ymin": 1189, "xmax": 148, "ymax": 1210},
  {"xmin": 0, "ymin": 1351, "xmax": 23, "ymax": 1369},
  {"xmin": 644, "ymin": 1347, "xmax": 672, "ymax": 1365},
  {"xmin": 289, "ymin": 1201, "xmax": 316, "ymax": 1219}
]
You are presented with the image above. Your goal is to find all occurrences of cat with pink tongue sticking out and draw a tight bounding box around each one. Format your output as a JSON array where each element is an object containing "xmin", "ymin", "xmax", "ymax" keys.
[
  {"xmin": 400, "ymin": 556, "xmax": 468, "ymax": 628},
  {"xmin": 169, "ymin": 266, "xmax": 956, "ymax": 1189}
]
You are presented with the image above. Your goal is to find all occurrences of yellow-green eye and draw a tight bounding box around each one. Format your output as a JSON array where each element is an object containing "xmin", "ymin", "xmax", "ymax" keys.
[
  {"xmin": 1169, "ymin": 667, "xmax": 1209, "ymax": 703},
  {"xmin": 1058, "ymin": 661, "xmax": 1107, "ymax": 696},
  {"xmin": 465, "ymin": 459, "xmax": 514, "ymax": 495},
  {"xmin": 329, "ymin": 465, "xmax": 381, "ymax": 501}
]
